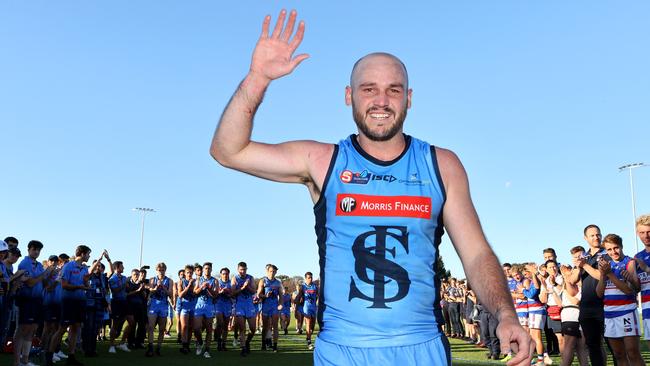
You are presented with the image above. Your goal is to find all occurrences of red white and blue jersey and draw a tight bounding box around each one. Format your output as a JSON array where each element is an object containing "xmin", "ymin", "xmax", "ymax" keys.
[
  {"xmin": 513, "ymin": 279, "xmax": 528, "ymax": 318},
  {"xmin": 635, "ymin": 249, "xmax": 650, "ymax": 319},
  {"xmin": 523, "ymin": 281, "xmax": 545, "ymax": 315},
  {"xmin": 604, "ymin": 256, "xmax": 637, "ymax": 318}
]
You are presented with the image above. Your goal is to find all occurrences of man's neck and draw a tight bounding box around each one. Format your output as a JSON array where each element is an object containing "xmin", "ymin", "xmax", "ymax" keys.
[
  {"xmin": 356, "ymin": 133, "xmax": 406, "ymax": 162},
  {"xmin": 589, "ymin": 246, "xmax": 601, "ymax": 255}
]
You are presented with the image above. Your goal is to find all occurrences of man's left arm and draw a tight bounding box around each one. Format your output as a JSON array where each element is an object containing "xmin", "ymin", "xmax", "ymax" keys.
[{"xmin": 437, "ymin": 148, "xmax": 533, "ymax": 366}]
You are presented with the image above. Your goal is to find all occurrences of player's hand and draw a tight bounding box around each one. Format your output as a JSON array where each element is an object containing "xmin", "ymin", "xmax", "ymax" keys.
[
  {"xmin": 495, "ymin": 315, "xmax": 534, "ymax": 366},
  {"xmin": 636, "ymin": 258, "xmax": 650, "ymax": 273},
  {"xmin": 250, "ymin": 9, "xmax": 309, "ymax": 83},
  {"xmin": 621, "ymin": 269, "xmax": 636, "ymax": 283},
  {"xmin": 573, "ymin": 256, "xmax": 586, "ymax": 268},
  {"xmin": 277, "ymin": 304, "xmax": 283, "ymax": 311},
  {"xmin": 597, "ymin": 259, "xmax": 611, "ymax": 276}
]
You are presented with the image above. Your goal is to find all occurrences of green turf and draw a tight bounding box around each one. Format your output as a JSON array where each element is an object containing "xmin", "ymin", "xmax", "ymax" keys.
[{"xmin": 4, "ymin": 320, "xmax": 650, "ymax": 365}]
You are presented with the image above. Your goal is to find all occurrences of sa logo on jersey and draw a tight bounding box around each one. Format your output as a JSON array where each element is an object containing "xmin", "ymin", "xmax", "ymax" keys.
[
  {"xmin": 340, "ymin": 169, "xmax": 396, "ymax": 184},
  {"xmin": 340, "ymin": 170, "xmax": 354, "ymax": 183}
]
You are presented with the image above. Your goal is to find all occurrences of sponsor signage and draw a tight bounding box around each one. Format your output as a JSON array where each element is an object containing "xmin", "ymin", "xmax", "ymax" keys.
[{"xmin": 336, "ymin": 194, "xmax": 432, "ymax": 219}]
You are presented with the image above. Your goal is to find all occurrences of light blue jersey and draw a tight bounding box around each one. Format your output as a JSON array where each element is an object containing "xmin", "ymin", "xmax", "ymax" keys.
[
  {"xmin": 195, "ymin": 276, "xmax": 216, "ymax": 318},
  {"xmin": 18, "ymin": 257, "xmax": 45, "ymax": 298},
  {"xmin": 314, "ymin": 135, "xmax": 445, "ymax": 347},
  {"xmin": 262, "ymin": 277, "xmax": 282, "ymax": 316},
  {"xmin": 302, "ymin": 283, "xmax": 318, "ymax": 317},
  {"xmin": 234, "ymin": 274, "xmax": 256, "ymax": 318},
  {"xmin": 215, "ymin": 278, "xmax": 232, "ymax": 316}
]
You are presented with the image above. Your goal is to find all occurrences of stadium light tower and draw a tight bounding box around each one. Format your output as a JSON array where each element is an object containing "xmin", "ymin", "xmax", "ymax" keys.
[
  {"xmin": 132, "ymin": 207, "xmax": 156, "ymax": 267},
  {"xmin": 618, "ymin": 163, "xmax": 646, "ymax": 254}
]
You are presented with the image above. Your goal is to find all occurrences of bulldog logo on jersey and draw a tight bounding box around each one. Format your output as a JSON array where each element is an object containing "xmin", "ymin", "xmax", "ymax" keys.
[{"xmin": 348, "ymin": 225, "xmax": 410, "ymax": 309}]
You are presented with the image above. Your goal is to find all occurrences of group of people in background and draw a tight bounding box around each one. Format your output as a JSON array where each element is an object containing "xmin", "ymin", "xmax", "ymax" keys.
[
  {"xmin": 0, "ymin": 237, "xmax": 320, "ymax": 366},
  {"xmin": 4, "ymin": 214, "xmax": 650, "ymax": 366},
  {"xmin": 442, "ymin": 214, "xmax": 650, "ymax": 366}
]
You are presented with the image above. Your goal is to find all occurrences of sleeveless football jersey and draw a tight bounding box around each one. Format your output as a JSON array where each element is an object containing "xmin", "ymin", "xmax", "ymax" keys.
[
  {"xmin": 603, "ymin": 256, "xmax": 636, "ymax": 318},
  {"xmin": 197, "ymin": 276, "xmax": 215, "ymax": 304},
  {"xmin": 217, "ymin": 278, "xmax": 232, "ymax": 302},
  {"xmin": 314, "ymin": 134, "xmax": 445, "ymax": 347},
  {"xmin": 151, "ymin": 276, "xmax": 171, "ymax": 301},
  {"xmin": 635, "ymin": 249, "xmax": 650, "ymax": 319},
  {"xmin": 235, "ymin": 274, "xmax": 254, "ymax": 301},
  {"xmin": 263, "ymin": 277, "xmax": 282, "ymax": 306}
]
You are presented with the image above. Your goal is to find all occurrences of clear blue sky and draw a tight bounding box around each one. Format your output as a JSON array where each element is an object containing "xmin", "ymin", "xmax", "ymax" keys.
[{"xmin": 2, "ymin": 1, "xmax": 649, "ymax": 279}]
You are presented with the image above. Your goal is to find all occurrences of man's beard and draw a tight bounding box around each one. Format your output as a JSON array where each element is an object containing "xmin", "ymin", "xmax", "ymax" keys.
[{"xmin": 352, "ymin": 98, "xmax": 407, "ymax": 142}]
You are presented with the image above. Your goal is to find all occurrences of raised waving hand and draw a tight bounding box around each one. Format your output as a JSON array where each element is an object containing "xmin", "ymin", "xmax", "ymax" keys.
[{"xmin": 250, "ymin": 9, "xmax": 309, "ymax": 82}]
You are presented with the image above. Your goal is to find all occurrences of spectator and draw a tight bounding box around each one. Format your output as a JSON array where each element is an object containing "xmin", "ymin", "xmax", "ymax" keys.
[{"xmin": 568, "ymin": 224, "xmax": 610, "ymax": 366}]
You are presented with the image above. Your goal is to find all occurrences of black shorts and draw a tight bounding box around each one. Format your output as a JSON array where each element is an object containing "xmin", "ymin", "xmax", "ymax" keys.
[
  {"xmin": 561, "ymin": 321, "xmax": 581, "ymax": 337},
  {"xmin": 62, "ymin": 298, "xmax": 86, "ymax": 325},
  {"xmin": 17, "ymin": 296, "xmax": 43, "ymax": 324},
  {"xmin": 111, "ymin": 299, "xmax": 128, "ymax": 319},
  {"xmin": 44, "ymin": 303, "xmax": 62, "ymax": 323}
]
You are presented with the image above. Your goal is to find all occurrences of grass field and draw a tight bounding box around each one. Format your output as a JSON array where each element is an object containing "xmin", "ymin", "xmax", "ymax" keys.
[{"xmin": 4, "ymin": 320, "xmax": 650, "ymax": 365}]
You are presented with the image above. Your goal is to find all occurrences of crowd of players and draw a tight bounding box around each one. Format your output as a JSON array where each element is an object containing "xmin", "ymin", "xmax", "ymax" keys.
[
  {"xmin": 3, "ymin": 214, "xmax": 650, "ymax": 366},
  {"xmin": 0, "ymin": 238, "xmax": 320, "ymax": 366},
  {"xmin": 440, "ymin": 214, "xmax": 650, "ymax": 366}
]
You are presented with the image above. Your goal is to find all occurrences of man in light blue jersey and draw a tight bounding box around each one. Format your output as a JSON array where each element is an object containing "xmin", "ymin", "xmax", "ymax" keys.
[
  {"xmin": 145, "ymin": 262, "xmax": 172, "ymax": 357},
  {"xmin": 210, "ymin": 9, "xmax": 533, "ymax": 365},
  {"xmin": 299, "ymin": 272, "xmax": 318, "ymax": 350},
  {"xmin": 231, "ymin": 261, "xmax": 256, "ymax": 357},
  {"xmin": 41, "ymin": 256, "xmax": 63, "ymax": 361},
  {"xmin": 257, "ymin": 264, "xmax": 283, "ymax": 352},
  {"xmin": 14, "ymin": 240, "xmax": 53, "ymax": 366},
  {"xmin": 108, "ymin": 260, "xmax": 131, "ymax": 354},
  {"xmin": 214, "ymin": 267, "xmax": 232, "ymax": 351},
  {"xmin": 192, "ymin": 262, "xmax": 216, "ymax": 358},
  {"xmin": 46, "ymin": 245, "xmax": 104, "ymax": 366},
  {"xmin": 280, "ymin": 286, "xmax": 292, "ymax": 335},
  {"xmin": 177, "ymin": 264, "xmax": 196, "ymax": 354}
]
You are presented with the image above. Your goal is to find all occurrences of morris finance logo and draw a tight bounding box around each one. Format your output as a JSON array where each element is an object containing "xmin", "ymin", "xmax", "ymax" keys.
[{"xmin": 339, "ymin": 196, "xmax": 357, "ymax": 213}]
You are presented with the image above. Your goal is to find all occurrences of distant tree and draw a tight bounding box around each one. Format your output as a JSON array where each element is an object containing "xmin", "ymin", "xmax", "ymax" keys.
[
  {"xmin": 436, "ymin": 256, "xmax": 452, "ymax": 280},
  {"xmin": 277, "ymin": 274, "xmax": 290, "ymax": 283}
]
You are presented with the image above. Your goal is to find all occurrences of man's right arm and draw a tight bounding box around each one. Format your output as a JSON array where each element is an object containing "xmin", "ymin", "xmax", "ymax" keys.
[{"xmin": 209, "ymin": 10, "xmax": 332, "ymax": 198}]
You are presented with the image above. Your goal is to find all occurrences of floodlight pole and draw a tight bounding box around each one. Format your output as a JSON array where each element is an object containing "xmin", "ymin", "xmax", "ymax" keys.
[
  {"xmin": 132, "ymin": 207, "xmax": 156, "ymax": 267},
  {"xmin": 618, "ymin": 163, "xmax": 646, "ymax": 255}
]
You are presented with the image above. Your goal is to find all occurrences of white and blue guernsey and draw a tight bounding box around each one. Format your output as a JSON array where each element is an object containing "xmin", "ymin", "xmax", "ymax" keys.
[{"xmin": 314, "ymin": 134, "xmax": 446, "ymax": 348}]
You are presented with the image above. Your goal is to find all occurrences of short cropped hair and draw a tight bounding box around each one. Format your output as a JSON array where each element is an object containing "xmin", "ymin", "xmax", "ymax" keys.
[
  {"xmin": 4, "ymin": 237, "xmax": 18, "ymax": 246},
  {"xmin": 75, "ymin": 245, "xmax": 91, "ymax": 257},
  {"xmin": 603, "ymin": 234, "xmax": 623, "ymax": 248},
  {"xmin": 570, "ymin": 246, "xmax": 585, "ymax": 254},
  {"xmin": 28, "ymin": 240, "xmax": 43, "ymax": 250},
  {"xmin": 637, "ymin": 215, "xmax": 650, "ymax": 227},
  {"xmin": 238, "ymin": 262, "xmax": 247, "ymax": 268},
  {"xmin": 542, "ymin": 248, "xmax": 556, "ymax": 256},
  {"xmin": 584, "ymin": 224, "xmax": 601, "ymax": 236},
  {"xmin": 305, "ymin": 271, "xmax": 313, "ymax": 278}
]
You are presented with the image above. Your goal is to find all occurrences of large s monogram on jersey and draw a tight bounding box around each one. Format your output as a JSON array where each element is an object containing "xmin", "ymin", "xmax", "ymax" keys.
[
  {"xmin": 349, "ymin": 225, "xmax": 410, "ymax": 309},
  {"xmin": 314, "ymin": 134, "xmax": 446, "ymax": 348}
]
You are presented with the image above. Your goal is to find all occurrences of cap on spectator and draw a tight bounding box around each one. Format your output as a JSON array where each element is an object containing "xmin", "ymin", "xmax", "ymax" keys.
[{"xmin": 0, "ymin": 240, "xmax": 8, "ymax": 251}]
